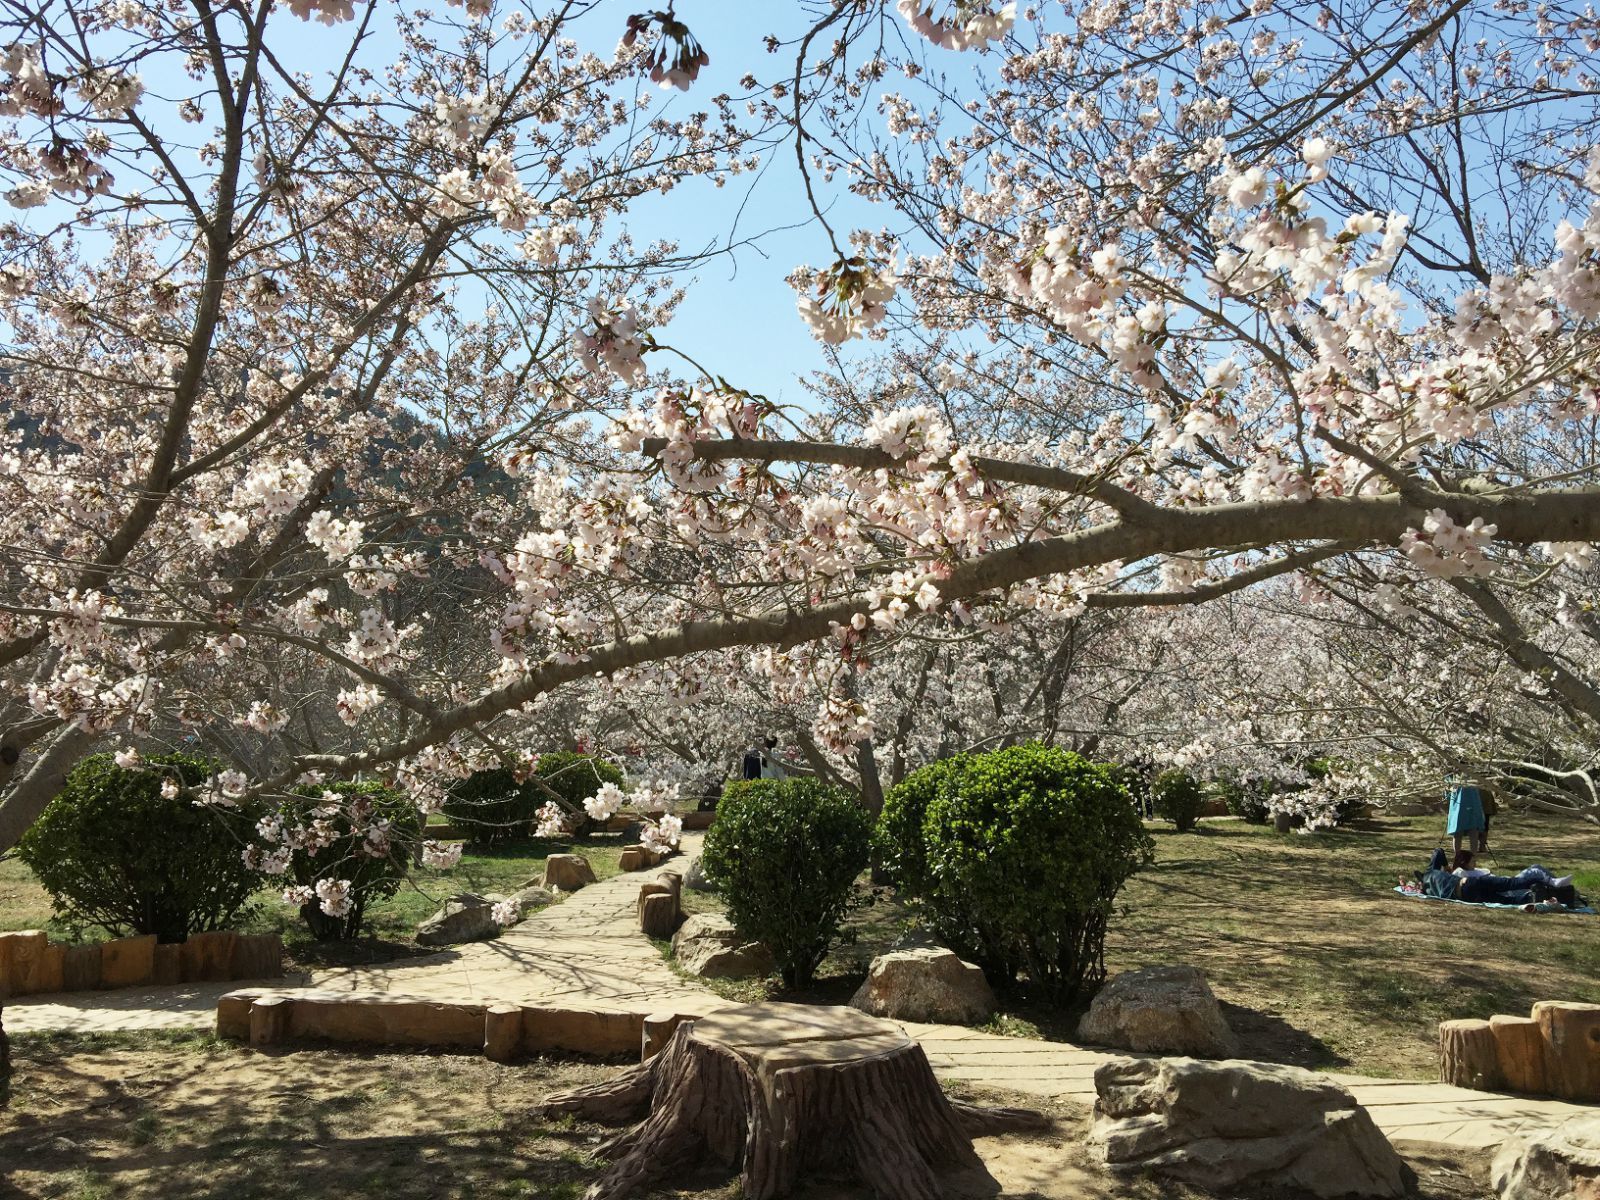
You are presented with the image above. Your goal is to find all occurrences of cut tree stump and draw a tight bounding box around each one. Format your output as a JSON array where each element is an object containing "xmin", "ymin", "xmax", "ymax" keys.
[
  {"xmin": 1440, "ymin": 1018, "xmax": 1503, "ymax": 1090},
  {"xmin": 1490, "ymin": 1015, "xmax": 1549, "ymax": 1096},
  {"xmin": 637, "ymin": 873, "xmax": 683, "ymax": 939},
  {"xmin": 535, "ymin": 1002, "xmax": 1047, "ymax": 1200},
  {"xmin": 1534, "ymin": 1001, "xmax": 1600, "ymax": 1101}
]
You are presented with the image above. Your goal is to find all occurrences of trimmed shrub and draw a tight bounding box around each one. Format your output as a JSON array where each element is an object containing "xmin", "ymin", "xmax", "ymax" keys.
[
  {"xmin": 1215, "ymin": 777, "xmax": 1270, "ymax": 824},
  {"xmin": 17, "ymin": 753, "xmax": 260, "ymax": 943},
  {"xmin": 281, "ymin": 781, "xmax": 423, "ymax": 940},
  {"xmin": 701, "ymin": 778, "xmax": 873, "ymax": 988},
  {"xmin": 875, "ymin": 753, "xmax": 968, "ymax": 899},
  {"xmin": 533, "ymin": 751, "xmax": 625, "ymax": 813},
  {"xmin": 442, "ymin": 753, "xmax": 623, "ymax": 843},
  {"xmin": 1151, "ymin": 767, "xmax": 1205, "ymax": 832},
  {"xmin": 916, "ymin": 744, "xmax": 1153, "ymax": 1003},
  {"xmin": 877, "ymin": 754, "xmax": 1017, "ymax": 983}
]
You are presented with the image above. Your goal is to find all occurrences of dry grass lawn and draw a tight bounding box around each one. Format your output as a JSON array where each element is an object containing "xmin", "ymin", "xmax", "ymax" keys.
[{"xmin": 680, "ymin": 808, "xmax": 1600, "ymax": 1080}]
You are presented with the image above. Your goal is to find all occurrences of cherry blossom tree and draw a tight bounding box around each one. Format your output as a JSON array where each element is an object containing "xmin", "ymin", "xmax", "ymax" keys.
[{"xmin": 3, "ymin": 0, "xmax": 1600, "ymax": 904}]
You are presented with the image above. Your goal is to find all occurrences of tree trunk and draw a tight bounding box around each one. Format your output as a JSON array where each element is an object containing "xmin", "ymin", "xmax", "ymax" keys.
[
  {"xmin": 536, "ymin": 1003, "xmax": 1046, "ymax": 1200},
  {"xmin": 0, "ymin": 1002, "xmax": 11, "ymax": 1100}
]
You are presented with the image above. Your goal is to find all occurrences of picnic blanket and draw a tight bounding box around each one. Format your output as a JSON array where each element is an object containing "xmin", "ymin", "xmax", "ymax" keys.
[{"xmin": 1392, "ymin": 885, "xmax": 1595, "ymax": 915}]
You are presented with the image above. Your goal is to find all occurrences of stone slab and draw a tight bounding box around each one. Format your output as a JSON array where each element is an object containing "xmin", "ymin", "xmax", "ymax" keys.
[{"xmin": 100, "ymin": 935, "xmax": 157, "ymax": 988}]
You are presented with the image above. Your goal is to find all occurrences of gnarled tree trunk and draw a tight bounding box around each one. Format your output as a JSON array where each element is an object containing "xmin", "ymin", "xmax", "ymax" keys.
[{"xmin": 536, "ymin": 1003, "xmax": 1045, "ymax": 1200}]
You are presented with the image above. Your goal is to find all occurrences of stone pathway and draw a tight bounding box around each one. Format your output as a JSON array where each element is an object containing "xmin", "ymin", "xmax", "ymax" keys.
[{"xmin": 7, "ymin": 833, "xmax": 1593, "ymax": 1151}]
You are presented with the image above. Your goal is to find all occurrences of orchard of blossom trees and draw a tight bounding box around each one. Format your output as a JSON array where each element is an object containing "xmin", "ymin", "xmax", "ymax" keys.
[{"xmin": 2, "ymin": 0, "xmax": 1600, "ymax": 914}]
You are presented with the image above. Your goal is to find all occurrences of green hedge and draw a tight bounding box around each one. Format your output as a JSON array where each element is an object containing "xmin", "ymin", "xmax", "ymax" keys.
[
  {"xmin": 281, "ymin": 780, "xmax": 423, "ymax": 941},
  {"xmin": 884, "ymin": 744, "xmax": 1153, "ymax": 1003},
  {"xmin": 18, "ymin": 753, "xmax": 260, "ymax": 943},
  {"xmin": 701, "ymin": 778, "xmax": 873, "ymax": 988},
  {"xmin": 1151, "ymin": 768, "xmax": 1205, "ymax": 832},
  {"xmin": 442, "ymin": 752, "xmax": 623, "ymax": 843}
]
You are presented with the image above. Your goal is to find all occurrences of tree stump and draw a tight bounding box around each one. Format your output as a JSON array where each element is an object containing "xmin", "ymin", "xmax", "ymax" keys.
[
  {"xmin": 1490, "ymin": 1015, "xmax": 1549, "ymax": 1096},
  {"xmin": 637, "ymin": 873, "xmax": 683, "ymax": 939},
  {"xmin": 1534, "ymin": 1001, "xmax": 1600, "ymax": 1101},
  {"xmin": 617, "ymin": 844, "xmax": 649, "ymax": 872},
  {"xmin": 535, "ymin": 1002, "xmax": 1047, "ymax": 1200},
  {"xmin": 1440, "ymin": 1018, "xmax": 1503, "ymax": 1090}
]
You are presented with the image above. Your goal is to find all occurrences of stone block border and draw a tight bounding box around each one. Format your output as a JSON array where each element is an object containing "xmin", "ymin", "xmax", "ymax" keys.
[
  {"xmin": 1440, "ymin": 1001, "xmax": 1600, "ymax": 1100},
  {"xmin": 603, "ymin": 811, "xmax": 715, "ymax": 834},
  {"xmin": 637, "ymin": 871, "xmax": 685, "ymax": 939},
  {"xmin": 0, "ymin": 929, "xmax": 283, "ymax": 997},
  {"xmin": 216, "ymin": 987, "xmax": 707, "ymax": 1063}
]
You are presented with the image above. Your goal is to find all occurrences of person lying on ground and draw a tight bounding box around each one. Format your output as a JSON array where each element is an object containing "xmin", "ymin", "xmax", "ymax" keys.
[{"xmin": 1400, "ymin": 849, "xmax": 1583, "ymax": 910}]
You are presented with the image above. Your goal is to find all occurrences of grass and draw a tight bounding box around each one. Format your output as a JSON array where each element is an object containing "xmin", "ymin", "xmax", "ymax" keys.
[
  {"xmin": 0, "ymin": 835, "xmax": 628, "ymax": 970},
  {"xmin": 1103, "ymin": 810, "xmax": 1600, "ymax": 1078},
  {"xmin": 677, "ymin": 809, "xmax": 1600, "ymax": 1080}
]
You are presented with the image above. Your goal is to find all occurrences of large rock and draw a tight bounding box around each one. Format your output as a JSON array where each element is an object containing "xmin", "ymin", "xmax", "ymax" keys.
[
  {"xmin": 849, "ymin": 947, "xmax": 995, "ymax": 1025},
  {"xmin": 1077, "ymin": 965, "xmax": 1238, "ymax": 1058},
  {"xmin": 684, "ymin": 855, "xmax": 715, "ymax": 892},
  {"xmin": 671, "ymin": 914, "xmax": 774, "ymax": 979},
  {"xmin": 1493, "ymin": 1116, "xmax": 1600, "ymax": 1200},
  {"xmin": 541, "ymin": 853, "xmax": 596, "ymax": 891},
  {"xmin": 504, "ymin": 885, "xmax": 555, "ymax": 917},
  {"xmin": 1092, "ymin": 1056, "xmax": 1415, "ymax": 1199},
  {"xmin": 415, "ymin": 894, "xmax": 499, "ymax": 946}
]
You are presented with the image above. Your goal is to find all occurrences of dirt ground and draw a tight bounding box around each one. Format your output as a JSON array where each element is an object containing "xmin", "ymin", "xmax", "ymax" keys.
[{"xmin": 0, "ymin": 1033, "xmax": 1494, "ymax": 1200}]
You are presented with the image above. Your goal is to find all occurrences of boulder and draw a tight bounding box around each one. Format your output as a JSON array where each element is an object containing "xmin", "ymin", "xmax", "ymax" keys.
[
  {"xmin": 505, "ymin": 885, "xmax": 555, "ymax": 917},
  {"xmin": 541, "ymin": 853, "xmax": 596, "ymax": 891},
  {"xmin": 849, "ymin": 947, "xmax": 995, "ymax": 1025},
  {"xmin": 1092, "ymin": 1056, "xmax": 1414, "ymax": 1199},
  {"xmin": 1077, "ymin": 964, "xmax": 1238, "ymax": 1058},
  {"xmin": 415, "ymin": 894, "xmax": 499, "ymax": 946},
  {"xmin": 671, "ymin": 914, "xmax": 774, "ymax": 979},
  {"xmin": 1493, "ymin": 1116, "xmax": 1600, "ymax": 1200},
  {"xmin": 684, "ymin": 855, "xmax": 715, "ymax": 892}
]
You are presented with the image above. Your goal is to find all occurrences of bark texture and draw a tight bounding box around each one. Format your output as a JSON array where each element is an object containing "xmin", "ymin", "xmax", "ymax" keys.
[{"xmin": 535, "ymin": 1003, "xmax": 1044, "ymax": 1200}]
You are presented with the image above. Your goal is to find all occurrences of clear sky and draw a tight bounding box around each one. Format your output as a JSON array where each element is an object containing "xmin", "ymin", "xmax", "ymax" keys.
[{"xmin": 586, "ymin": 2, "xmax": 892, "ymax": 406}]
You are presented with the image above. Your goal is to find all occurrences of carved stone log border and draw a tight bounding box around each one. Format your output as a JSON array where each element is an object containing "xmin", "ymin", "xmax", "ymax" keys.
[{"xmin": 1440, "ymin": 1002, "xmax": 1600, "ymax": 1100}]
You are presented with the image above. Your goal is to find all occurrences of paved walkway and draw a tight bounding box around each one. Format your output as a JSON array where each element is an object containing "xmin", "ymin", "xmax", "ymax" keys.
[{"xmin": 7, "ymin": 833, "xmax": 1592, "ymax": 1150}]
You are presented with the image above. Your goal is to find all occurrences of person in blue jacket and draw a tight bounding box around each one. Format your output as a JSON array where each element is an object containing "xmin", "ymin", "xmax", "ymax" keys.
[{"xmin": 1445, "ymin": 775, "xmax": 1488, "ymax": 857}]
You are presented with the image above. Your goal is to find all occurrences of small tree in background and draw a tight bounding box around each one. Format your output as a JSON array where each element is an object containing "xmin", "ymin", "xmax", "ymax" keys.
[
  {"xmin": 916, "ymin": 744, "xmax": 1154, "ymax": 1003},
  {"xmin": 1151, "ymin": 768, "xmax": 1205, "ymax": 833},
  {"xmin": 1214, "ymin": 776, "xmax": 1271, "ymax": 824},
  {"xmin": 701, "ymin": 778, "xmax": 872, "ymax": 988},
  {"xmin": 18, "ymin": 753, "xmax": 260, "ymax": 943},
  {"xmin": 280, "ymin": 781, "xmax": 423, "ymax": 941}
]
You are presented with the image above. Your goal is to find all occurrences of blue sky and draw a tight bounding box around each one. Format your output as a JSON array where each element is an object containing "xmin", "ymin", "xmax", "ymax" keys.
[{"xmin": 586, "ymin": 2, "xmax": 892, "ymax": 404}]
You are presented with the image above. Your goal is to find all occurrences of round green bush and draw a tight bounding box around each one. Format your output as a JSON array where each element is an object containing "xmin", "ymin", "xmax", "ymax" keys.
[
  {"xmin": 1151, "ymin": 768, "xmax": 1205, "ymax": 832},
  {"xmin": 442, "ymin": 752, "xmax": 623, "ymax": 843},
  {"xmin": 281, "ymin": 780, "xmax": 423, "ymax": 941},
  {"xmin": 17, "ymin": 753, "xmax": 261, "ymax": 943},
  {"xmin": 701, "ymin": 778, "xmax": 873, "ymax": 988},
  {"xmin": 1214, "ymin": 776, "xmax": 1270, "ymax": 824},
  {"xmin": 875, "ymin": 753, "xmax": 968, "ymax": 899},
  {"xmin": 920, "ymin": 744, "xmax": 1154, "ymax": 1003}
]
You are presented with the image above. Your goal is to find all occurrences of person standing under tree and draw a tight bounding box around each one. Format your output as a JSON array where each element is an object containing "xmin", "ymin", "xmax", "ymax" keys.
[
  {"xmin": 740, "ymin": 738, "xmax": 764, "ymax": 782},
  {"xmin": 760, "ymin": 736, "xmax": 787, "ymax": 781},
  {"xmin": 1446, "ymin": 774, "xmax": 1489, "ymax": 857}
]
